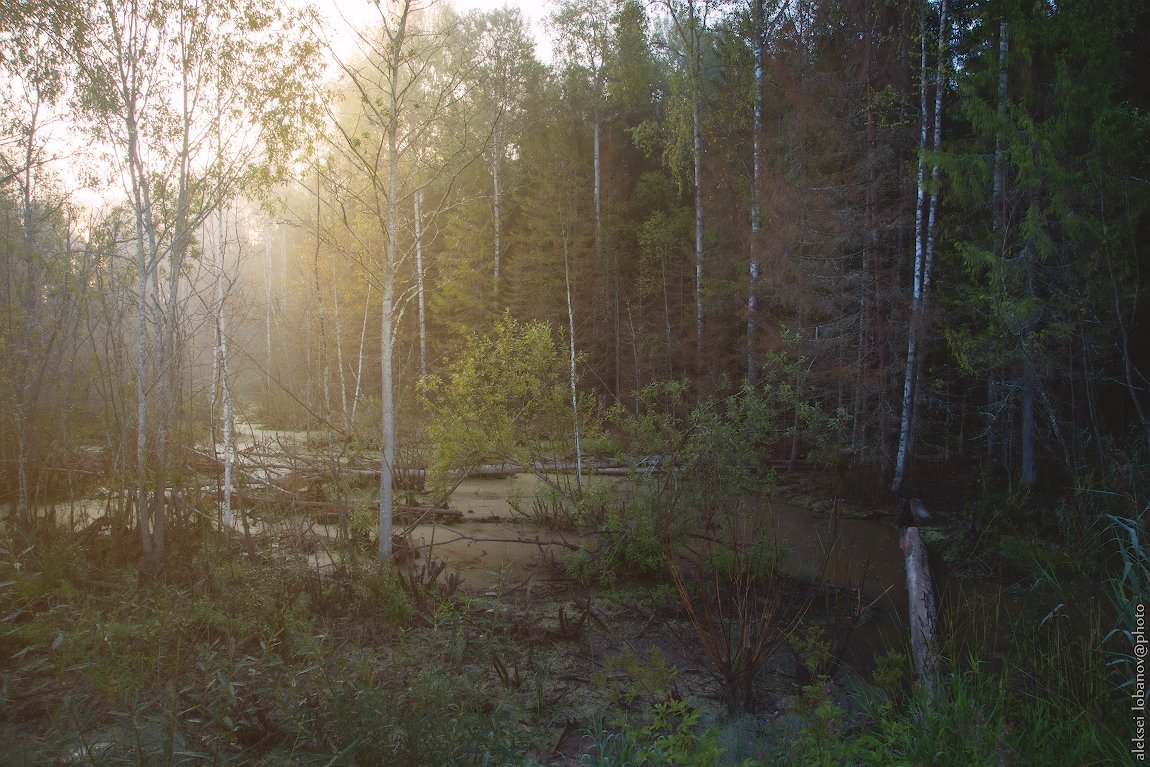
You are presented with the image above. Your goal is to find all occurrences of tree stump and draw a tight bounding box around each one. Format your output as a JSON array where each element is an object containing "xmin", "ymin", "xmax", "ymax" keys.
[{"xmin": 901, "ymin": 524, "xmax": 938, "ymax": 702}]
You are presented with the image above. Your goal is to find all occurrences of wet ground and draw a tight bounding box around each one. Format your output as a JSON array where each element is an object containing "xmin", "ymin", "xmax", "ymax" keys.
[{"xmin": 397, "ymin": 472, "xmax": 910, "ymax": 671}]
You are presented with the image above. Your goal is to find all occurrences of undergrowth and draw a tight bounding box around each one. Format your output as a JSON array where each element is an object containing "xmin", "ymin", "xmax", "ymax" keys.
[{"xmin": 0, "ymin": 525, "xmax": 524, "ymax": 765}]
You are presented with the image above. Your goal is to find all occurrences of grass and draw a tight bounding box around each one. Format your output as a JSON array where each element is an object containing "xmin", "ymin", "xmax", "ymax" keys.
[
  {"xmin": 0, "ymin": 488, "xmax": 1140, "ymax": 765},
  {"xmin": 0, "ymin": 524, "xmax": 526, "ymax": 765}
]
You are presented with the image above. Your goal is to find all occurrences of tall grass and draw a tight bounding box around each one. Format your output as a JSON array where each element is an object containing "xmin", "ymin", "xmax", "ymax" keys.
[
  {"xmin": 0, "ymin": 524, "xmax": 527, "ymax": 764},
  {"xmin": 1105, "ymin": 505, "xmax": 1149, "ymax": 694}
]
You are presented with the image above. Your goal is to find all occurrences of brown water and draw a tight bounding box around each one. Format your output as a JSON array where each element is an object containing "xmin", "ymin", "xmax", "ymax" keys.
[
  {"xmin": 16, "ymin": 422, "xmax": 916, "ymax": 659},
  {"xmin": 400, "ymin": 476, "xmax": 908, "ymax": 644},
  {"xmin": 404, "ymin": 473, "xmax": 588, "ymax": 589}
]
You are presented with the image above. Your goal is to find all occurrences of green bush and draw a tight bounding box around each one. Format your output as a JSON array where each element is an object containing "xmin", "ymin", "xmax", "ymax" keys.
[
  {"xmin": 594, "ymin": 494, "xmax": 669, "ymax": 585},
  {"xmin": 581, "ymin": 698, "xmax": 723, "ymax": 767}
]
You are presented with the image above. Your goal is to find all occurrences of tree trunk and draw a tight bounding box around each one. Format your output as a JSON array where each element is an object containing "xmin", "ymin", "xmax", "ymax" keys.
[
  {"xmin": 891, "ymin": 17, "xmax": 930, "ymax": 495},
  {"xmin": 264, "ymin": 226, "xmax": 274, "ymax": 397},
  {"xmin": 352, "ymin": 284, "xmax": 370, "ymax": 425},
  {"xmin": 333, "ymin": 282, "xmax": 351, "ymax": 434},
  {"xmin": 493, "ymin": 118, "xmax": 503, "ymax": 298},
  {"xmin": 378, "ymin": 17, "xmax": 405, "ymax": 559},
  {"xmin": 415, "ymin": 189, "xmax": 427, "ymax": 380},
  {"xmin": 893, "ymin": 0, "xmax": 947, "ymax": 493},
  {"xmin": 564, "ymin": 233, "xmax": 583, "ymax": 490},
  {"xmin": 901, "ymin": 523, "xmax": 938, "ymax": 702},
  {"xmin": 313, "ymin": 172, "xmax": 331, "ymax": 419},
  {"xmin": 1021, "ymin": 271, "xmax": 1037, "ymax": 489},
  {"xmin": 693, "ymin": 90, "xmax": 704, "ymax": 374},
  {"xmin": 989, "ymin": 19, "xmax": 1008, "ymax": 467},
  {"xmin": 214, "ymin": 206, "xmax": 233, "ymax": 528},
  {"xmin": 747, "ymin": 0, "xmax": 764, "ymax": 382}
]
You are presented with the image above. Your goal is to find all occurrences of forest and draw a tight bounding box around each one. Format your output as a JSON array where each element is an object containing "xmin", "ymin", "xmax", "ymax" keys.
[{"xmin": 1, "ymin": 0, "xmax": 1148, "ymax": 763}]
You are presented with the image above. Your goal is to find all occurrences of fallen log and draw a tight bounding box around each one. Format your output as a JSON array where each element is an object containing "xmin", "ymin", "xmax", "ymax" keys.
[
  {"xmin": 468, "ymin": 464, "xmax": 519, "ymax": 479},
  {"xmin": 396, "ymin": 505, "xmax": 464, "ymax": 521},
  {"xmin": 589, "ymin": 466, "xmax": 640, "ymax": 476},
  {"xmin": 901, "ymin": 523, "xmax": 939, "ymax": 702}
]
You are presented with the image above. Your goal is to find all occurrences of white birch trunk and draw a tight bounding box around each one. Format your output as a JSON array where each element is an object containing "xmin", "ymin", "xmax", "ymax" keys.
[
  {"xmin": 892, "ymin": 12, "xmax": 931, "ymax": 494},
  {"xmin": 563, "ymin": 235, "xmax": 583, "ymax": 489},
  {"xmin": 128, "ymin": 112, "xmax": 155, "ymax": 562},
  {"xmin": 901, "ymin": 525, "xmax": 939, "ymax": 701},
  {"xmin": 593, "ymin": 107, "xmax": 601, "ymax": 269},
  {"xmin": 416, "ymin": 189, "xmax": 427, "ymax": 379},
  {"xmin": 378, "ymin": 18, "xmax": 403, "ymax": 560},
  {"xmin": 334, "ymin": 282, "xmax": 351, "ymax": 434},
  {"xmin": 380, "ymin": 226, "xmax": 396, "ymax": 559},
  {"xmin": 352, "ymin": 284, "xmax": 370, "ymax": 424},
  {"xmin": 264, "ymin": 226, "xmax": 273, "ymax": 395},
  {"xmin": 13, "ymin": 103, "xmax": 40, "ymax": 529},
  {"xmin": 910, "ymin": 0, "xmax": 949, "ymax": 467},
  {"xmin": 313, "ymin": 174, "xmax": 331, "ymax": 419},
  {"xmin": 214, "ymin": 207, "xmax": 233, "ymax": 527},
  {"xmin": 922, "ymin": 0, "xmax": 947, "ymax": 310},
  {"xmin": 221, "ymin": 290, "xmax": 234, "ymax": 530},
  {"xmin": 493, "ymin": 121, "xmax": 503, "ymax": 296}
]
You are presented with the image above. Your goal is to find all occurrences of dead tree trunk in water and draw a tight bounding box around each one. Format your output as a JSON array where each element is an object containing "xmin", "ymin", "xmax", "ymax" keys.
[{"xmin": 901, "ymin": 522, "xmax": 938, "ymax": 702}]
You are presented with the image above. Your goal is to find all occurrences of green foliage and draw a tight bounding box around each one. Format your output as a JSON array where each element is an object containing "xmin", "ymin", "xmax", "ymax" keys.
[
  {"xmin": 592, "ymin": 375, "xmax": 838, "ymax": 709},
  {"xmin": 593, "ymin": 646, "xmax": 678, "ymax": 717},
  {"xmin": 634, "ymin": 698, "xmax": 724, "ymax": 767},
  {"xmin": 706, "ymin": 533, "xmax": 782, "ymax": 589},
  {"xmin": 518, "ymin": 477, "xmax": 627, "ymax": 533},
  {"xmin": 789, "ymin": 678, "xmax": 855, "ymax": 767},
  {"xmin": 0, "ymin": 528, "xmax": 531, "ymax": 764},
  {"xmin": 940, "ymin": 0, "xmax": 1150, "ymax": 481},
  {"xmin": 1104, "ymin": 505, "xmax": 1149, "ymax": 694},
  {"xmin": 598, "ymin": 494, "xmax": 671, "ymax": 583},
  {"xmin": 870, "ymin": 650, "xmax": 909, "ymax": 699},
  {"xmin": 790, "ymin": 625, "xmax": 834, "ymax": 680},
  {"xmin": 853, "ymin": 601, "xmax": 1126, "ymax": 766},
  {"xmin": 421, "ymin": 314, "xmax": 600, "ymax": 500},
  {"xmin": 612, "ymin": 372, "xmax": 846, "ymax": 530},
  {"xmin": 295, "ymin": 658, "xmax": 524, "ymax": 765},
  {"xmin": 581, "ymin": 698, "xmax": 723, "ymax": 767}
]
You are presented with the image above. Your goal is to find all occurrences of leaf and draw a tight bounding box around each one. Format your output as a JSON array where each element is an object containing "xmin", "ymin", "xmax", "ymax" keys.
[
  {"xmin": 1039, "ymin": 603, "xmax": 1065, "ymax": 627},
  {"xmin": 10, "ymin": 643, "xmax": 43, "ymax": 660}
]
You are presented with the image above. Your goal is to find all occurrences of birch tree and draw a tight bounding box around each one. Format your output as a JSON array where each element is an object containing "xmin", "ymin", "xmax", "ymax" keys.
[
  {"xmin": 892, "ymin": 0, "xmax": 948, "ymax": 494},
  {"xmin": 745, "ymin": 0, "xmax": 788, "ymax": 381},
  {"xmin": 321, "ymin": 1, "xmax": 479, "ymax": 559},
  {"xmin": 654, "ymin": 0, "xmax": 716, "ymax": 374},
  {"xmin": 549, "ymin": 0, "xmax": 613, "ymax": 276},
  {"xmin": 76, "ymin": 0, "xmax": 317, "ymax": 576},
  {"xmin": 0, "ymin": 7, "xmax": 80, "ymax": 531},
  {"xmin": 462, "ymin": 8, "xmax": 539, "ymax": 301}
]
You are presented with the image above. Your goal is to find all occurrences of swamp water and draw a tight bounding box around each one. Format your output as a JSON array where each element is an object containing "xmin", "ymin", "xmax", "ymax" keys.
[
  {"xmin": 396, "ymin": 473, "xmax": 912, "ymax": 665},
  {"xmin": 17, "ymin": 419, "xmax": 955, "ymax": 667}
]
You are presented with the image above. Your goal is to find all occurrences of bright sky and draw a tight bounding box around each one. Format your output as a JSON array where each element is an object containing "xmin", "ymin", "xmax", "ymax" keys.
[
  {"xmin": 318, "ymin": 0, "xmax": 555, "ymax": 64},
  {"xmin": 42, "ymin": 0, "xmax": 557, "ymax": 216}
]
